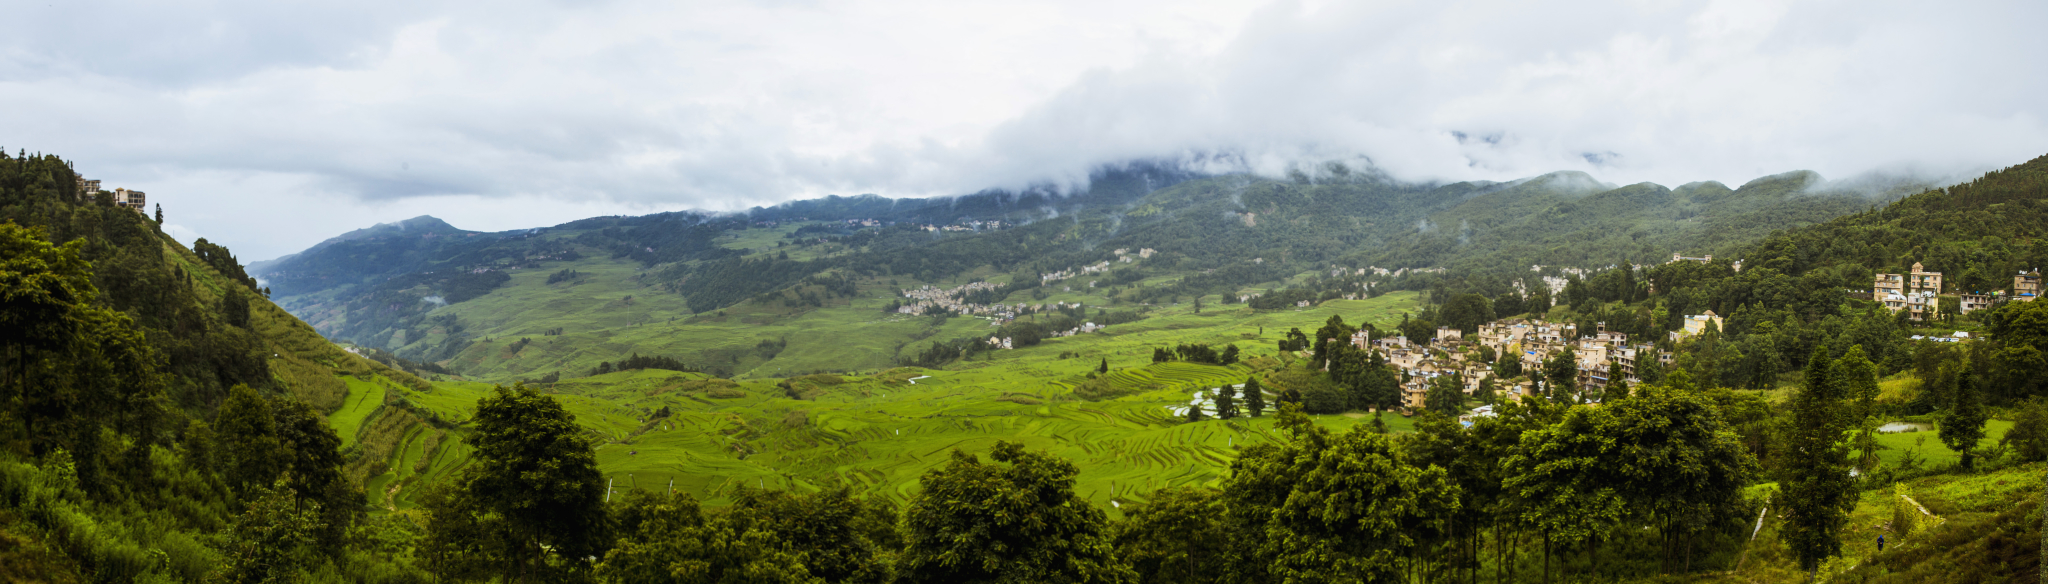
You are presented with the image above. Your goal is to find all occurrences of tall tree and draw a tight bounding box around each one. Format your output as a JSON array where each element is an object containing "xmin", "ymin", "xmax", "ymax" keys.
[
  {"xmin": 1941, "ymin": 363, "xmax": 1989, "ymax": 470},
  {"xmin": 1112, "ymin": 487, "xmax": 1227, "ymax": 584},
  {"xmin": 1781, "ymin": 348, "xmax": 1856, "ymax": 575},
  {"xmin": 900, "ymin": 441, "xmax": 1135, "ymax": 584},
  {"xmin": 1221, "ymin": 403, "xmax": 1459, "ymax": 582},
  {"xmin": 462, "ymin": 383, "xmax": 610, "ymax": 581},
  {"xmin": 1215, "ymin": 385, "xmax": 1239, "ymax": 419},
  {"xmin": 1425, "ymin": 373, "xmax": 1464, "ymax": 417},
  {"xmin": 1243, "ymin": 377, "xmax": 1267, "ymax": 417}
]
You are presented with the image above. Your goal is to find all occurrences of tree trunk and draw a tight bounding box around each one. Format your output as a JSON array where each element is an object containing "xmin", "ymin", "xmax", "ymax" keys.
[{"xmin": 1544, "ymin": 533, "xmax": 1552, "ymax": 584}]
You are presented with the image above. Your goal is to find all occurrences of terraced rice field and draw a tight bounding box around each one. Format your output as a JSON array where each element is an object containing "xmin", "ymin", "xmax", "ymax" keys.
[{"xmin": 344, "ymin": 292, "xmax": 1428, "ymax": 512}]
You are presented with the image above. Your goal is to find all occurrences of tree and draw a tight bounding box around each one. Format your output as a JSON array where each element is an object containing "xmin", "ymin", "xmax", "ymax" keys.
[
  {"xmin": 1098, "ymin": 358, "xmax": 1109, "ymax": 374},
  {"xmin": 214, "ymin": 384, "xmax": 284, "ymax": 498},
  {"xmin": 1835, "ymin": 347, "xmax": 1883, "ymax": 476},
  {"xmin": 1604, "ymin": 360, "xmax": 1629, "ymax": 401},
  {"xmin": 1781, "ymin": 348, "xmax": 1856, "ymax": 574},
  {"xmin": 1543, "ymin": 346, "xmax": 1578, "ymax": 401},
  {"xmin": 1112, "ymin": 487, "xmax": 1227, "ymax": 584},
  {"xmin": 1940, "ymin": 364, "xmax": 1988, "ymax": 470},
  {"xmin": 1215, "ymin": 385, "xmax": 1238, "ymax": 419},
  {"xmin": 461, "ymin": 383, "xmax": 610, "ymax": 580},
  {"xmin": 1425, "ymin": 374, "xmax": 1463, "ymax": 417},
  {"xmin": 1243, "ymin": 377, "xmax": 1267, "ymax": 417},
  {"xmin": 1219, "ymin": 344, "xmax": 1239, "ymax": 366},
  {"xmin": 154, "ymin": 203, "xmax": 163, "ymax": 224},
  {"xmin": 1476, "ymin": 376, "xmax": 1497, "ymax": 405},
  {"xmin": 210, "ymin": 479, "xmax": 325, "ymax": 584},
  {"xmin": 900, "ymin": 441, "xmax": 1135, "ymax": 584},
  {"xmin": 596, "ymin": 489, "xmax": 820, "ymax": 584},
  {"xmin": 1186, "ymin": 402, "xmax": 1206, "ymax": 422},
  {"xmin": 1504, "ymin": 405, "xmax": 1627, "ymax": 581},
  {"xmin": 2000, "ymin": 397, "xmax": 2048, "ymax": 462},
  {"xmin": 1220, "ymin": 403, "xmax": 1459, "ymax": 582}
]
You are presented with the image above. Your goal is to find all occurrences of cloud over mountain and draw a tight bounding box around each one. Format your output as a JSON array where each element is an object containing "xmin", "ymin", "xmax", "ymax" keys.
[{"xmin": 4, "ymin": 0, "xmax": 2043, "ymax": 259}]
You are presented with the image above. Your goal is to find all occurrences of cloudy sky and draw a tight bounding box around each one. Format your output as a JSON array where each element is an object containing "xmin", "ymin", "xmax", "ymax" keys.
[{"xmin": 5, "ymin": 0, "xmax": 2045, "ymax": 260}]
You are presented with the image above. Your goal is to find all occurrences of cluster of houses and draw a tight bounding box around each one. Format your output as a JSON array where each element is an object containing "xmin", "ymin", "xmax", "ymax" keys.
[
  {"xmin": 1313, "ymin": 317, "xmax": 1678, "ymax": 412},
  {"xmin": 1042, "ymin": 261, "xmax": 1116, "ymax": 285},
  {"xmin": 1869, "ymin": 263, "xmax": 2044, "ymax": 321},
  {"xmin": 73, "ymin": 175, "xmax": 149, "ymax": 215},
  {"xmin": 984, "ymin": 321, "xmax": 1105, "ymax": 350},
  {"xmin": 895, "ymin": 281, "xmax": 1094, "ymax": 321},
  {"xmin": 919, "ymin": 220, "xmax": 1004, "ymax": 232}
]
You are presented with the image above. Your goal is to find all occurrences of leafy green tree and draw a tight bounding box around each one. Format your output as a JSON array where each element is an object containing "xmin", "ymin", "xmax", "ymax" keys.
[
  {"xmin": 1111, "ymin": 487, "xmax": 1226, "ymax": 584},
  {"xmin": 1604, "ymin": 360, "xmax": 1629, "ymax": 401},
  {"xmin": 1504, "ymin": 405, "xmax": 1626, "ymax": 580},
  {"xmin": 1475, "ymin": 375, "xmax": 1497, "ymax": 405},
  {"xmin": 1425, "ymin": 373, "xmax": 1463, "ymax": 417},
  {"xmin": 1999, "ymin": 398, "xmax": 2048, "ymax": 462},
  {"xmin": 597, "ymin": 489, "xmax": 819, "ymax": 584},
  {"xmin": 1440, "ymin": 293, "xmax": 1495, "ymax": 334},
  {"xmin": 1543, "ymin": 346, "xmax": 1578, "ymax": 401},
  {"xmin": 722, "ymin": 487, "xmax": 900, "ymax": 584},
  {"xmin": 214, "ymin": 384, "xmax": 284, "ymax": 498},
  {"xmin": 210, "ymin": 479, "xmax": 325, "ymax": 584},
  {"xmin": 1242, "ymin": 377, "xmax": 1266, "ymax": 417},
  {"xmin": 1098, "ymin": 358, "xmax": 1109, "ymax": 374},
  {"xmin": 0, "ymin": 221, "xmax": 161, "ymax": 487},
  {"xmin": 1185, "ymin": 402, "xmax": 1205, "ymax": 422},
  {"xmin": 1221, "ymin": 403, "xmax": 1458, "ymax": 582},
  {"xmin": 1781, "ymin": 348, "xmax": 1856, "ymax": 574},
  {"xmin": 271, "ymin": 397, "xmax": 359, "ymax": 553},
  {"xmin": 1605, "ymin": 383, "xmax": 1758, "ymax": 573},
  {"xmin": 1312, "ymin": 315, "xmax": 1355, "ymax": 364},
  {"xmin": 1986, "ymin": 299, "xmax": 2048, "ymax": 401},
  {"xmin": 1214, "ymin": 385, "xmax": 1238, "ymax": 419},
  {"xmin": 1941, "ymin": 364, "xmax": 1989, "ymax": 470},
  {"xmin": 462, "ymin": 383, "xmax": 610, "ymax": 580},
  {"xmin": 900, "ymin": 441, "xmax": 1134, "ymax": 584},
  {"xmin": 1835, "ymin": 347, "xmax": 1884, "ymax": 476}
]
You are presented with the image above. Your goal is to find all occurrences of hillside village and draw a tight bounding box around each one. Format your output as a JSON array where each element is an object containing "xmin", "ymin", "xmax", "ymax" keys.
[{"xmin": 72, "ymin": 174, "xmax": 150, "ymax": 214}]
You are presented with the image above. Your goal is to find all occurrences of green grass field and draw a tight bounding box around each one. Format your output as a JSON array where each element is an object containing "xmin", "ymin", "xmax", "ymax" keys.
[{"xmin": 356, "ymin": 293, "xmax": 1429, "ymax": 511}]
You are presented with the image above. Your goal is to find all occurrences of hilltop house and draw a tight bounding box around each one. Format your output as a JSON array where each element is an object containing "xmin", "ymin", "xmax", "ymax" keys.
[{"xmin": 2018, "ymin": 269, "xmax": 2042, "ymax": 302}]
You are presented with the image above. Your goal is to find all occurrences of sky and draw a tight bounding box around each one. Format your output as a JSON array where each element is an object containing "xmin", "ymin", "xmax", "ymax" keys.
[{"xmin": 5, "ymin": 0, "xmax": 2045, "ymax": 261}]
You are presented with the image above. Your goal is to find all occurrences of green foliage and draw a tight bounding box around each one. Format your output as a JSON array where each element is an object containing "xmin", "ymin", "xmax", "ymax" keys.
[
  {"xmin": 1424, "ymin": 373, "xmax": 1463, "ymax": 417},
  {"xmin": 900, "ymin": 441, "xmax": 1134, "ymax": 584},
  {"xmin": 1110, "ymin": 487, "xmax": 1225, "ymax": 584},
  {"xmin": 210, "ymin": 479, "xmax": 325, "ymax": 584},
  {"xmin": 1781, "ymin": 348, "xmax": 1857, "ymax": 571},
  {"xmin": 1241, "ymin": 376, "xmax": 1265, "ymax": 417},
  {"xmin": 457, "ymin": 383, "xmax": 610, "ymax": 576},
  {"xmin": 1222, "ymin": 403, "xmax": 1458, "ymax": 582},
  {"xmin": 1938, "ymin": 365, "xmax": 1988, "ymax": 469}
]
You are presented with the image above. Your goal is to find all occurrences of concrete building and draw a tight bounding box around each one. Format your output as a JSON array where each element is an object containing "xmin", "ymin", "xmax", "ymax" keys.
[
  {"xmin": 1671, "ymin": 310, "xmax": 1724, "ymax": 341},
  {"xmin": 2018, "ymin": 269, "xmax": 2043, "ymax": 302},
  {"xmin": 1961, "ymin": 294, "xmax": 1993, "ymax": 314},
  {"xmin": 113, "ymin": 188, "xmax": 146, "ymax": 213},
  {"xmin": 1878, "ymin": 263, "xmax": 1942, "ymax": 298}
]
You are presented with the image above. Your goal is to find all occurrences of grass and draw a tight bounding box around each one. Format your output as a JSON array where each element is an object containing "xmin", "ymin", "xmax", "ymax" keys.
[
  {"xmin": 364, "ymin": 293, "xmax": 1429, "ymax": 511},
  {"xmin": 326, "ymin": 376, "xmax": 387, "ymax": 449}
]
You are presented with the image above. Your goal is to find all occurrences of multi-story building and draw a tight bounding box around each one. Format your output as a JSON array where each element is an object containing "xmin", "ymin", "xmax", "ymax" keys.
[
  {"xmin": 2018, "ymin": 269, "xmax": 2043, "ymax": 302},
  {"xmin": 74, "ymin": 177, "xmax": 101, "ymax": 200},
  {"xmin": 1671, "ymin": 310, "xmax": 1724, "ymax": 340},
  {"xmin": 1906, "ymin": 262, "xmax": 1943, "ymax": 295},
  {"xmin": 1961, "ymin": 294, "xmax": 1993, "ymax": 314},
  {"xmin": 113, "ymin": 188, "xmax": 147, "ymax": 213},
  {"xmin": 1873, "ymin": 273, "xmax": 1905, "ymax": 299}
]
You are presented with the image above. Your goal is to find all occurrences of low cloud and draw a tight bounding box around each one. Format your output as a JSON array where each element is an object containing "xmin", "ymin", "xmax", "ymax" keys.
[{"xmin": 4, "ymin": 0, "xmax": 2043, "ymax": 259}]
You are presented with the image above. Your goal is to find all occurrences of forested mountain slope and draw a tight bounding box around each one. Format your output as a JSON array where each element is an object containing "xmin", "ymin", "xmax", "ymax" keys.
[
  {"xmin": 260, "ymin": 160, "xmax": 1923, "ymax": 381},
  {"xmin": 0, "ymin": 150, "xmax": 433, "ymax": 581}
]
